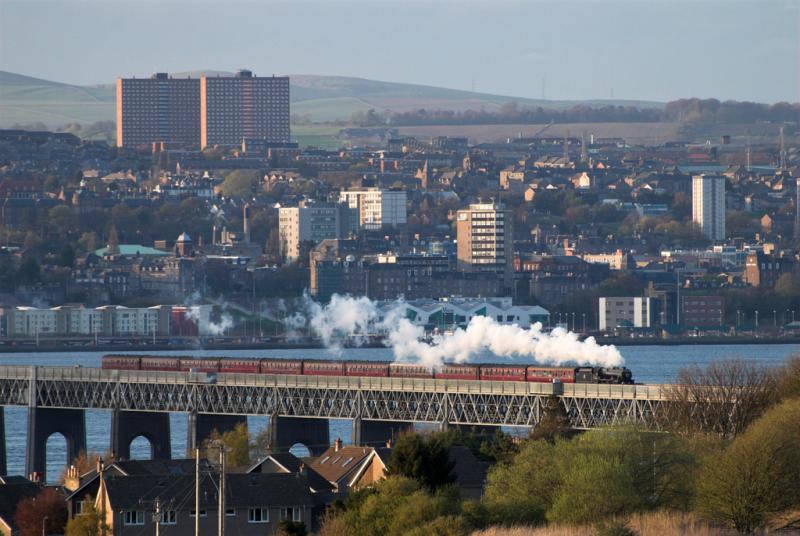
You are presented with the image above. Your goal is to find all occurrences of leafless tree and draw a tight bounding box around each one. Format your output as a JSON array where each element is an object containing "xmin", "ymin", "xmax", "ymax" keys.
[{"xmin": 663, "ymin": 359, "xmax": 778, "ymax": 437}]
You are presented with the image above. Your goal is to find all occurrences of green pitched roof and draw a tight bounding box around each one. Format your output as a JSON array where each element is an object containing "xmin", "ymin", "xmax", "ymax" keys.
[{"xmin": 94, "ymin": 244, "xmax": 170, "ymax": 257}]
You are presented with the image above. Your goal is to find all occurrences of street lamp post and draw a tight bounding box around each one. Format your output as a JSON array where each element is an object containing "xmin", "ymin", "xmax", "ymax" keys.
[
  {"xmin": 582, "ymin": 313, "xmax": 586, "ymax": 333},
  {"xmin": 42, "ymin": 516, "xmax": 48, "ymax": 536},
  {"xmin": 755, "ymin": 310, "xmax": 759, "ymax": 330},
  {"xmin": 773, "ymin": 310, "xmax": 777, "ymax": 328}
]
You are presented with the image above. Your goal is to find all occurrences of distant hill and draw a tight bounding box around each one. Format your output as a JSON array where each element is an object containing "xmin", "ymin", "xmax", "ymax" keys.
[{"xmin": 0, "ymin": 69, "xmax": 665, "ymax": 127}]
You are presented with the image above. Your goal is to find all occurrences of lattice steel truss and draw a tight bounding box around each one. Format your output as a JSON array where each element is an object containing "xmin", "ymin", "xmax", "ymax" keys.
[{"xmin": 0, "ymin": 366, "xmax": 669, "ymax": 430}]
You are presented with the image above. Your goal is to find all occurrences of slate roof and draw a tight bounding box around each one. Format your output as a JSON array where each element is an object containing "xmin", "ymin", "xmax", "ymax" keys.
[
  {"xmin": 104, "ymin": 472, "xmax": 313, "ymax": 510},
  {"xmin": 247, "ymin": 454, "xmax": 334, "ymax": 493},
  {"xmin": 309, "ymin": 446, "xmax": 377, "ymax": 485}
]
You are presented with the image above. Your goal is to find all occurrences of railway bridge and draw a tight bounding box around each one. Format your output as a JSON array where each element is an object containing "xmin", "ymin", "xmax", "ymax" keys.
[{"xmin": 0, "ymin": 365, "xmax": 671, "ymax": 476}]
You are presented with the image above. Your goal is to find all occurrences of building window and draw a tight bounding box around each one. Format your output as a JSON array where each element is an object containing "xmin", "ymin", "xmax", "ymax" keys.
[
  {"xmin": 248, "ymin": 508, "xmax": 269, "ymax": 523},
  {"xmin": 162, "ymin": 510, "xmax": 177, "ymax": 525},
  {"xmin": 226, "ymin": 508, "xmax": 236, "ymax": 517},
  {"xmin": 124, "ymin": 511, "xmax": 144, "ymax": 525},
  {"xmin": 189, "ymin": 510, "xmax": 207, "ymax": 517},
  {"xmin": 282, "ymin": 507, "xmax": 302, "ymax": 522}
]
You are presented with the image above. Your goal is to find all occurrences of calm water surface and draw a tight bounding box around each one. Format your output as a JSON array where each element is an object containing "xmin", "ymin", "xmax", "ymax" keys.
[{"xmin": 1, "ymin": 343, "xmax": 795, "ymax": 481}]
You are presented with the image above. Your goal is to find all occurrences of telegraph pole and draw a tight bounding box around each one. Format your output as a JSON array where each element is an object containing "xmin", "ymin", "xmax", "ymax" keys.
[
  {"xmin": 195, "ymin": 449, "xmax": 200, "ymax": 536},
  {"xmin": 154, "ymin": 497, "xmax": 161, "ymax": 536},
  {"xmin": 218, "ymin": 444, "xmax": 226, "ymax": 536}
]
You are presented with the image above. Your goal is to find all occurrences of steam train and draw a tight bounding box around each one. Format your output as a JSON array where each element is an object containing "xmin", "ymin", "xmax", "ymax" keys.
[{"xmin": 101, "ymin": 355, "xmax": 634, "ymax": 384}]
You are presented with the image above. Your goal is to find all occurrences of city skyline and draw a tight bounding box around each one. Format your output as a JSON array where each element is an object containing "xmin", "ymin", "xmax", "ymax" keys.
[{"xmin": 1, "ymin": 0, "xmax": 798, "ymax": 104}]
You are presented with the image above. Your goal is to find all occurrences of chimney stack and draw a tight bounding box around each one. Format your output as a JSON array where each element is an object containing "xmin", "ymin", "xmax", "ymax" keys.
[
  {"xmin": 334, "ymin": 437, "xmax": 342, "ymax": 452},
  {"xmin": 64, "ymin": 465, "xmax": 81, "ymax": 492},
  {"xmin": 243, "ymin": 203, "xmax": 251, "ymax": 243}
]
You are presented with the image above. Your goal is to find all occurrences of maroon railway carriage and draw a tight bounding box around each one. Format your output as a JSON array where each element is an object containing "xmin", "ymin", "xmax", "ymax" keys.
[
  {"xmin": 479, "ymin": 364, "xmax": 527, "ymax": 382},
  {"xmin": 526, "ymin": 366, "xmax": 576, "ymax": 383},
  {"xmin": 219, "ymin": 358, "xmax": 260, "ymax": 374},
  {"xmin": 435, "ymin": 364, "xmax": 480, "ymax": 380},
  {"xmin": 389, "ymin": 363, "xmax": 434, "ymax": 379},
  {"xmin": 140, "ymin": 357, "xmax": 180, "ymax": 371},
  {"xmin": 345, "ymin": 361, "xmax": 390, "ymax": 377},
  {"xmin": 303, "ymin": 360, "xmax": 345, "ymax": 376},
  {"xmin": 101, "ymin": 355, "xmax": 140, "ymax": 370},
  {"xmin": 179, "ymin": 358, "xmax": 220, "ymax": 373},
  {"xmin": 259, "ymin": 359, "xmax": 303, "ymax": 376}
]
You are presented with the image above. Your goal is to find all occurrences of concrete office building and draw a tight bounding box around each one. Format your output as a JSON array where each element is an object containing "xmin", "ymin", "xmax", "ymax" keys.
[
  {"xmin": 116, "ymin": 73, "xmax": 201, "ymax": 148},
  {"xmin": 201, "ymin": 70, "xmax": 290, "ymax": 149},
  {"xmin": 338, "ymin": 188, "xmax": 407, "ymax": 230},
  {"xmin": 279, "ymin": 202, "xmax": 349, "ymax": 262},
  {"xmin": 598, "ymin": 297, "xmax": 656, "ymax": 331},
  {"xmin": 456, "ymin": 202, "xmax": 513, "ymax": 285},
  {"xmin": 692, "ymin": 174, "xmax": 726, "ymax": 241}
]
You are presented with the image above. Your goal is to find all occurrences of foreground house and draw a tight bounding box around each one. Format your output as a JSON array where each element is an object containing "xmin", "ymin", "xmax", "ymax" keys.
[{"xmin": 67, "ymin": 459, "xmax": 314, "ymax": 535}]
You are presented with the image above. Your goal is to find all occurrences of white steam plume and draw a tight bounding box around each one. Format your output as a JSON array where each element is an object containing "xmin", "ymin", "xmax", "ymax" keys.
[
  {"xmin": 388, "ymin": 315, "xmax": 622, "ymax": 368},
  {"xmin": 291, "ymin": 294, "xmax": 624, "ymax": 368},
  {"xmin": 288, "ymin": 293, "xmax": 380, "ymax": 352}
]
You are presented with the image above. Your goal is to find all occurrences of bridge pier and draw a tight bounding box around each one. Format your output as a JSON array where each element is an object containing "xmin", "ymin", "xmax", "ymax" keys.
[
  {"xmin": 26, "ymin": 407, "xmax": 86, "ymax": 479},
  {"xmin": 269, "ymin": 414, "xmax": 329, "ymax": 456},
  {"xmin": 187, "ymin": 413, "xmax": 248, "ymax": 454},
  {"xmin": 0, "ymin": 407, "xmax": 6, "ymax": 475},
  {"xmin": 111, "ymin": 410, "xmax": 171, "ymax": 461},
  {"xmin": 352, "ymin": 418, "xmax": 412, "ymax": 447}
]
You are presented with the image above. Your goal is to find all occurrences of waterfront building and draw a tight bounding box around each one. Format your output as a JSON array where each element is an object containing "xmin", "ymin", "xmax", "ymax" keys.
[
  {"xmin": 374, "ymin": 297, "xmax": 550, "ymax": 333},
  {"xmin": 598, "ymin": 296, "xmax": 658, "ymax": 331}
]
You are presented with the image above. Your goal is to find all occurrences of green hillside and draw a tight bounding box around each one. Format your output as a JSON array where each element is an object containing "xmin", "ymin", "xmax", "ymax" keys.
[{"xmin": 0, "ymin": 70, "xmax": 664, "ymax": 128}]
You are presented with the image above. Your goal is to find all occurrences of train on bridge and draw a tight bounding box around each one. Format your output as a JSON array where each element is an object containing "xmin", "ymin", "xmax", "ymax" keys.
[{"xmin": 102, "ymin": 355, "xmax": 634, "ymax": 384}]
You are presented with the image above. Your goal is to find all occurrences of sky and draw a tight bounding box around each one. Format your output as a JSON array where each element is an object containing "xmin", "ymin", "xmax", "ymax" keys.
[{"xmin": 0, "ymin": 0, "xmax": 798, "ymax": 103}]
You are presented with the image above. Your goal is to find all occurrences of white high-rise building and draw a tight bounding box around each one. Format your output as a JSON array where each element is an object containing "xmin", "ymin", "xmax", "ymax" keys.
[
  {"xmin": 338, "ymin": 188, "xmax": 407, "ymax": 231},
  {"xmin": 692, "ymin": 174, "xmax": 726, "ymax": 241},
  {"xmin": 455, "ymin": 202, "xmax": 514, "ymax": 286},
  {"xmin": 279, "ymin": 202, "xmax": 347, "ymax": 262}
]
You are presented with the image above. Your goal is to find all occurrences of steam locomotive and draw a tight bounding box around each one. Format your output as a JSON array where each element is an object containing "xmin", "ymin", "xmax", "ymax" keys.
[{"xmin": 102, "ymin": 355, "xmax": 634, "ymax": 384}]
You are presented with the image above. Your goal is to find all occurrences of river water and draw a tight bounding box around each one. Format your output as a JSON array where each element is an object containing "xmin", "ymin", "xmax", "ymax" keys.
[{"xmin": 1, "ymin": 344, "xmax": 796, "ymax": 481}]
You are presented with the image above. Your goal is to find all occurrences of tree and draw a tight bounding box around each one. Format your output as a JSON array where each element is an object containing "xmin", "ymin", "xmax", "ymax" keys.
[
  {"xmin": 48, "ymin": 205, "xmax": 77, "ymax": 235},
  {"xmin": 60, "ymin": 451, "xmax": 114, "ymax": 483},
  {"xmin": 385, "ymin": 432, "xmax": 454, "ymax": 490},
  {"xmin": 529, "ymin": 395, "xmax": 573, "ymax": 443},
  {"xmin": 696, "ymin": 398, "xmax": 800, "ymax": 533},
  {"xmin": 220, "ymin": 170, "xmax": 260, "ymax": 197},
  {"xmin": 65, "ymin": 497, "xmax": 109, "ymax": 536},
  {"xmin": 664, "ymin": 359, "xmax": 778, "ymax": 436},
  {"xmin": 277, "ymin": 520, "xmax": 308, "ymax": 536},
  {"xmin": 775, "ymin": 273, "xmax": 800, "ymax": 299},
  {"xmin": 58, "ymin": 244, "xmax": 76, "ymax": 267},
  {"xmin": 322, "ymin": 476, "xmax": 468, "ymax": 536},
  {"xmin": 483, "ymin": 428, "xmax": 696, "ymax": 526},
  {"xmin": 77, "ymin": 232, "xmax": 97, "ymax": 254},
  {"xmin": 17, "ymin": 256, "xmax": 41, "ymax": 285},
  {"xmin": 14, "ymin": 487, "xmax": 67, "ymax": 536},
  {"xmin": 483, "ymin": 439, "xmax": 559, "ymax": 525},
  {"xmin": 201, "ymin": 422, "xmax": 251, "ymax": 466}
]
